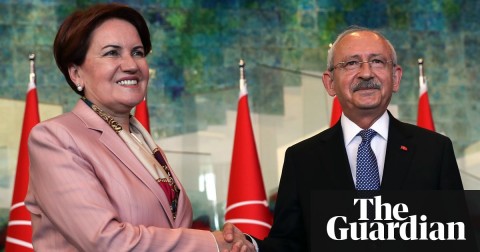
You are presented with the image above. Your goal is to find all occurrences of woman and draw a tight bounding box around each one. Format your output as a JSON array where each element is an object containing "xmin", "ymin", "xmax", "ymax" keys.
[{"xmin": 25, "ymin": 3, "xmax": 253, "ymax": 251}]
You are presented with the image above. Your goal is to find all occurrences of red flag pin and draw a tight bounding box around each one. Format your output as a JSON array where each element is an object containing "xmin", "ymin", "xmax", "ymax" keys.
[{"xmin": 400, "ymin": 145, "xmax": 408, "ymax": 151}]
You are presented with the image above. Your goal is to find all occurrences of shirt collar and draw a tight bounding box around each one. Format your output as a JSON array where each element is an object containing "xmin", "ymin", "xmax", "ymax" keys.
[{"xmin": 341, "ymin": 110, "xmax": 389, "ymax": 146}]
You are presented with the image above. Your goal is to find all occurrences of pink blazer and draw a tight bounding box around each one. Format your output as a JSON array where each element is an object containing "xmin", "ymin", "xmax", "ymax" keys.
[{"xmin": 25, "ymin": 100, "xmax": 217, "ymax": 251}]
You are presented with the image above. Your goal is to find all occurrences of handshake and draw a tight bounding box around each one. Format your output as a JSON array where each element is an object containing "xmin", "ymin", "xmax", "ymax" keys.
[{"xmin": 213, "ymin": 223, "xmax": 256, "ymax": 252}]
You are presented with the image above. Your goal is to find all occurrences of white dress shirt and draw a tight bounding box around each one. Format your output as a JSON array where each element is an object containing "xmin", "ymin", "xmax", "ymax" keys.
[{"xmin": 341, "ymin": 111, "xmax": 389, "ymax": 185}]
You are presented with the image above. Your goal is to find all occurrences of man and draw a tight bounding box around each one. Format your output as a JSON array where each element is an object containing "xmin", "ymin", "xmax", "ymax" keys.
[{"xmin": 257, "ymin": 26, "xmax": 466, "ymax": 251}]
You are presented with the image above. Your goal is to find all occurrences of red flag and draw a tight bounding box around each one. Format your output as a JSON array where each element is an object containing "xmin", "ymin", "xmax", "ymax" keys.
[
  {"xmin": 134, "ymin": 97, "xmax": 150, "ymax": 133},
  {"xmin": 417, "ymin": 59, "xmax": 435, "ymax": 131},
  {"xmin": 6, "ymin": 54, "xmax": 39, "ymax": 252},
  {"xmin": 225, "ymin": 61, "xmax": 272, "ymax": 239},
  {"xmin": 330, "ymin": 96, "xmax": 342, "ymax": 127}
]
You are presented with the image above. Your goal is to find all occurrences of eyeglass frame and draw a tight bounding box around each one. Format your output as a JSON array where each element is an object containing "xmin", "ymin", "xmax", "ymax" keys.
[{"xmin": 328, "ymin": 59, "xmax": 395, "ymax": 72}]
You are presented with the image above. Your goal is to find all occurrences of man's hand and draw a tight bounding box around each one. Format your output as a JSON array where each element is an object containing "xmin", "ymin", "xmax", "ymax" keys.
[{"xmin": 213, "ymin": 222, "xmax": 255, "ymax": 252}]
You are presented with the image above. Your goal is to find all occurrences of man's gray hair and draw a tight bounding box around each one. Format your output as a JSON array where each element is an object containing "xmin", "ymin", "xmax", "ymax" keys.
[{"xmin": 326, "ymin": 26, "xmax": 398, "ymax": 71}]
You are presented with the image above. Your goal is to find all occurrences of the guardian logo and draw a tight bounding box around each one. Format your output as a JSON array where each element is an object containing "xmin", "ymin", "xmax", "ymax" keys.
[{"xmin": 326, "ymin": 196, "xmax": 465, "ymax": 241}]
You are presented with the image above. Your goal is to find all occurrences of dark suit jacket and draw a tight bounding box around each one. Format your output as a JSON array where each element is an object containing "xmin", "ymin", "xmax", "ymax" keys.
[{"xmin": 259, "ymin": 112, "xmax": 467, "ymax": 252}]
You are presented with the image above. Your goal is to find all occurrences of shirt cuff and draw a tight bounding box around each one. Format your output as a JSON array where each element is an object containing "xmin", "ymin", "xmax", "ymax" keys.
[{"xmin": 244, "ymin": 233, "xmax": 259, "ymax": 252}]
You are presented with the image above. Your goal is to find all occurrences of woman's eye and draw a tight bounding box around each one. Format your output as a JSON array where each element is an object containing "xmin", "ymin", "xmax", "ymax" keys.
[
  {"xmin": 104, "ymin": 50, "xmax": 119, "ymax": 56},
  {"xmin": 133, "ymin": 50, "xmax": 145, "ymax": 57}
]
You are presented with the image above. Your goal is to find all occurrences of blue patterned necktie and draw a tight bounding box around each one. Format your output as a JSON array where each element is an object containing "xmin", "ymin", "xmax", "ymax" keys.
[{"xmin": 356, "ymin": 129, "xmax": 380, "ymax": 190}]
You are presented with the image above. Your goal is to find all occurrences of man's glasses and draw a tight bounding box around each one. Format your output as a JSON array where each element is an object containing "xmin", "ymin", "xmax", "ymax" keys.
[{"xmin": 330, "ymin": 59, "xmax": 394, "ymax": 72}]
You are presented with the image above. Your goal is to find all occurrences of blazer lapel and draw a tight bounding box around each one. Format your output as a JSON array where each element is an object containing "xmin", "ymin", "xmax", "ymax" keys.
[
  {"xmin": 72, "ymin": 101, "xmax": 176, "ymax": 226},
  {"xmin": 381, "ymin": 113, "xmax": 416, "ymax": 190}
]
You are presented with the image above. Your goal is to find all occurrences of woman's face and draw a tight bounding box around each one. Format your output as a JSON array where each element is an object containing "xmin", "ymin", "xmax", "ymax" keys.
[{"xmin": 70, "ymin": 18, "xmax": 149, "ymax": 117}]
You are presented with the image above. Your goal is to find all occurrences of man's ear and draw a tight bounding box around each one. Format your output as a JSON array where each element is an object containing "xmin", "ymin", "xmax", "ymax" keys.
[
  {"xmin": 392, "ymin": 64, "xmax": 402, "ymax": 93},
  {"xmin": 322, "ymin": 71, "xmax": 336, "ymax": 97}
]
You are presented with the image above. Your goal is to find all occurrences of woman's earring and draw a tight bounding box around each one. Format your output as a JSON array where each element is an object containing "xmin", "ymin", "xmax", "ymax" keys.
[{"xmin": 77, "ymin": 85, "xmax": 83, "ymax": 92}]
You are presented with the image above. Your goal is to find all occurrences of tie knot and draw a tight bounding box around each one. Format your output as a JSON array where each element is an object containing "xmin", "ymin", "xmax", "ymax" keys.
[{"xmin": 359, "ymin": 129, "xmax": 377, "ymax": 143}]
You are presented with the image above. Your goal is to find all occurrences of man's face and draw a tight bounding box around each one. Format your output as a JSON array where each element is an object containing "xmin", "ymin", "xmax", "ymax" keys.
[{"xmin": 322, "ymin": 31, "xmax": 402, "ymax": 119}]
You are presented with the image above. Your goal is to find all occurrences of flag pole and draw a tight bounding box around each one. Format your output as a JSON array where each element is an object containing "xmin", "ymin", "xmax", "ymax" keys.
[
  {"xmin": 239, "ymin": 59, "xmax": 247, "ymax": 96},
  {"xmin": 239, "ymin": 59, "xmax": 245, "ymax": 82},
  {"xmin": 418, "ymin": 58, "xmax": 425, "ymax": 87},
  {"xmin": 29, "ymin": 54, "xmax": 36, "ymax": 86}
]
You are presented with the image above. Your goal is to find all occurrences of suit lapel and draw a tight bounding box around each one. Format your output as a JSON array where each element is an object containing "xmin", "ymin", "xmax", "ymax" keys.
[
  {"xmin": 72, "ymin": 101, "xmax": 176, "ymax": 226},
  {"xmin": 381, "ymin": 113, "xmax": 416, "ymax": 190},
  {"xmin": 324, "ymin": 122, "xmax": 356, "ymax": 190}
]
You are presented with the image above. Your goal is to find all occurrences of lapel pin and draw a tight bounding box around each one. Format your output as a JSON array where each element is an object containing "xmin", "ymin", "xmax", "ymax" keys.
[{"xmin": 400, "ymin": 145, "xmax": 408, "ymax": 151}]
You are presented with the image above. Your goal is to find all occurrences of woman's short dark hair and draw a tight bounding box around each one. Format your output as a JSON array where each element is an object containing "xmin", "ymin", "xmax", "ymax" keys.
[{"xmin": 53, "ymin": 3, "xmax": 152, "ymax": 95}]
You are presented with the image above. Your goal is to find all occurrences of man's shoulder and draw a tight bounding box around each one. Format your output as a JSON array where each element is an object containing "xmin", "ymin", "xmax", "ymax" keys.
[
  {"xmin": 392, "ymin": 117, "xmax": 451, "ymax": 143},
  {"xmin": 288, "ymin": 126, "xmax": 338, "ymax": 152}
]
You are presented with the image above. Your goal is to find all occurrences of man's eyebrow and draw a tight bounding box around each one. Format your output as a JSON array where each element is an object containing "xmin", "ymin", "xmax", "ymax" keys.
[{"xmin": 341, "ymin": 53, "xmax": 385, "ymax": 60}]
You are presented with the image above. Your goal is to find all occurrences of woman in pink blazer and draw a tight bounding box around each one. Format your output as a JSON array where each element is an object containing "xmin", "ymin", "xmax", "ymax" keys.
[{"xmin": 25, "ymin": 3, "xmax": 254, "ymax": 252}]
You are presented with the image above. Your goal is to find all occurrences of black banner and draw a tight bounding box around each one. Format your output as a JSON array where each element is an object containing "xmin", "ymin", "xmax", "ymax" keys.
[{"xmin": 310, "ymin": 190, "xmax": 479, "ymax": 252}]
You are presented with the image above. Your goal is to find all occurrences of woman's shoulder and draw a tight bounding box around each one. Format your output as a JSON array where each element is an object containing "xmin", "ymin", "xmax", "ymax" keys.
[{"xmin": 33, "ymin": 111, "xmax": 82, "ymax": 131}]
